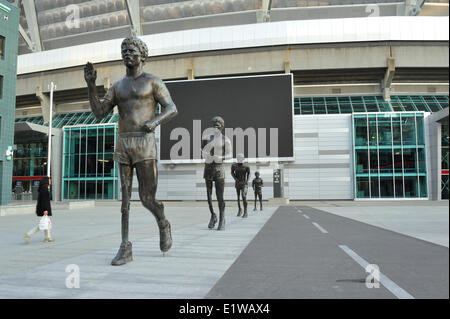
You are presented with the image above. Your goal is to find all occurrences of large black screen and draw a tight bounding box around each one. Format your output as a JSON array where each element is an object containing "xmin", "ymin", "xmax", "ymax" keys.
[{"xmin": 160, "ymin": 74, "xmax": 293, "ymax": 162}]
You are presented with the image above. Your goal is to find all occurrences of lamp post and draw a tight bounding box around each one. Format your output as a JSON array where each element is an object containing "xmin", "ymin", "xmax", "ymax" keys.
[{"xmin": 47, "ymin": 82, "xmax": 55, "ymax": 177}]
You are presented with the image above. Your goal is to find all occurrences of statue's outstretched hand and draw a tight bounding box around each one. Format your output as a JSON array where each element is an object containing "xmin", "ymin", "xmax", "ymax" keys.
[{"xmin": 84, "ymin": 62, "xmax": 97, "ymax": 86}]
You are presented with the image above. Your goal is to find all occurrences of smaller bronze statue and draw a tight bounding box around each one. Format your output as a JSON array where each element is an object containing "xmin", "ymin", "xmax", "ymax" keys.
[
  {"xmin": 202, "ymin": 116, "xmax": 232, "ymax": 230},
  {"xmin": 231, "ymin": 154, "xmax": 250, "ymax": 218},
  {"xmin": 252, "ymin": 171, "xmax": 264, "ymax": 211}
]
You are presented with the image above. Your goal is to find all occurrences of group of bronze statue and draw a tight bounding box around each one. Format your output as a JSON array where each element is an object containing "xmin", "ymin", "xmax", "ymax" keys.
[
  {"xmin": 202, "ymin": 117, "xmax": 264, "ymax": 232},
  {"xmin": 84, "ymin": 36, "xmax": 264, "ymax": 266}
]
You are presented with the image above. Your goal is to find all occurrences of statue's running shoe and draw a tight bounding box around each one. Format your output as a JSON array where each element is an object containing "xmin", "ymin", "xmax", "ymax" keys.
[
  {"xmin": 111, "ymin": 241, "xmax": 132, "ymax": 266},
  {"xmin": 208, "ymin": 213, "xmax": 217, "ymax": 229},
  {"xmin": 159, "ymin": 220, "xmax": 172, "ymax": 252}
]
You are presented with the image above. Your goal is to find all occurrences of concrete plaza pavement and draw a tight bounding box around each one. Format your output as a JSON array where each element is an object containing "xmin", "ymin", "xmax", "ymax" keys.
[
  {"xmin": 0, "ymin": 202, "xmax": 277, "ymax": 298},
  {"xmin": 0, "ymin": 200, "xmax": 448, "ymax": 299}
]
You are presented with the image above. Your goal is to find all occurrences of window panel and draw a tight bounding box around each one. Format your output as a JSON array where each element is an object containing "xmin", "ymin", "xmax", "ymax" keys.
[
  {"xmin": 313, "ymin": 103, "xmax": 326, "ymax": 114},
  {"xmin": 87, "ymin": 154, "xmax": 97, "ymax": 176},
  {"xmin": 416, "ymin": 114, "xmax": 425, "ymax": 146},
  {"xmin": 379, "ymin": 148, "xmax": 394, "ymax": 175},
  {"xmin": 365, "ymin": 102, "xmax": 379, "ymax": 112},
  {"xmin": 368, "ymin": 115, "xmax": 377, "ymax": 147},
  {"xmin": 352, "ymin": 103, "xmax": 366, "ymax": 113},
  {"xmin": 393, "ymin": 148, "xmax": 403, "ymax": 174},
  {"xmin": 80, "ymin": 127, "xmax": 88, "ymax": 154},
  {"xmin": 391, "ymin": 103, "xmax": 404, "ymax": 112},
  {"xmin": 104, "ymin": 181, "xmax": 113, "ymax": 199},
  {"xmin": 103, "ymin": 153, "xmax": 114, "ymax": 176},
  {"xmin": 354, "ymin": 116, "xmax": 367, "ymax": 147},
  {"xmin": 355, "ymin": 149, "xmax": 369, "ymax": 175},
  {"xmin": 369, "ymin": 149, "xmax": 378, "ymax": 175},
  {"xmin": 379, "ymin": 102, "xmax": 392, "ymax": 112},
  {"xmin": 370, "ymin": 176, "xmax": 380, "ymax": 198},
  {"xmin": 326, "ymin": 103, "xmax": 339, "ymax": 114},
  {"xmin": 419, "ymin": 176, "xmax": 428, "ymax": 198},
  {"xmin": 403, "ymin": 148, "xmax": 417, "ymax": 174},
  {"xmin": 377, "ymin": 114, "xmax": 392, "ymax": 146},
  {"xmin": 104, "ymin": 127, "xmax": 115, "ymax": 153},
  {"xmin": 404, "ymin": 176, "xmax": 418, "ymax": 198},
  {"xmin": 86, "ymin": 181, "xmax": 96, "ymax": 199},
  {"xmin": 356, "ymin": 177, "xmax": 370, "ymax": 198},
  {"xmin": 426, "ymin": 102, "xmax": 442, "ymax": 112},
  {"xmin": 442, "ymin": 122, "xmax": 449, "ymax": 147},
  {"xmin": 395, "ymin": 176, "xmax": 404, "ymax": 197},
  {"xmin": 401, "ymin": 114, "xmax": 416, "ymax": 146},
  {"xmin": 418, "ymin": 148, "xmax": 427, "ymax": 174},
  {"xmin": 79, "ymin": 180, "xmax": 86, "ymax": 200},
  {"xmin": 68, "ymin": 181, "xmax": 79, "ymax": 200},
  {"xmin": 339, "ymin": 103, "xmax": 352, "ymax": 113},
  {"xmin": 403, "ymin": 102, "xmax": 416, "ymax": 111},
  {"xmin": 294, "ymin": 99, "xmax": 300, "ymax": 115},
  {"xmin": 380, "ymin": 177, "xmax": 394, "ymax": 198},
  {"xmin": 87, "ymin": 128, "xmax": 98, "ymax": 153},
  {"xmin": 301, "ymin": 103, "xmax": 313, "ymax": 115},
  {"xmin": 442, "ymin": 175, "xmax": 449, "ymax": 200},
  {"xmin": 414, "ymin": 103, "xmax": 431, "ymax": 112}
]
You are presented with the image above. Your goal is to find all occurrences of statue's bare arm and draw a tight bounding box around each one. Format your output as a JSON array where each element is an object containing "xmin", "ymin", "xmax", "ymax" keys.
[
  {"xmin": 246, "ymin": 166, "xmax": 251, "ymax": 184},
  {"xmin": 84, "ymin": 62, "xmax": 114, "ymax": 120},
  {"xmin": 231, "ymin": 164, "xmax": 237, "ymax": 181},
  {"xmin": 224, "ymin": 137, "xmax": 232, "ymax": 161}
]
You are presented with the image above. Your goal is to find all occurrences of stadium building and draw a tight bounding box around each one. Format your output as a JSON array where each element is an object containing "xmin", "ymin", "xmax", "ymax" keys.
[{"xmin": 2, "ymin": 0, "xmax": 449, "ymax": 205}]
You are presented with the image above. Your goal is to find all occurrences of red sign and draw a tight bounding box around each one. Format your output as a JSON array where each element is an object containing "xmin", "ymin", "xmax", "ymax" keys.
[{"xmin": 12, "ymin": 176, "xmax": 45, "ymax": 181}]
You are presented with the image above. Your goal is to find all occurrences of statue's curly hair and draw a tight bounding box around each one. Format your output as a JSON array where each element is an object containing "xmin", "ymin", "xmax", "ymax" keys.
[{"xmin": 121, "ymin": 36, "xmax": 149, "ymax": 64}]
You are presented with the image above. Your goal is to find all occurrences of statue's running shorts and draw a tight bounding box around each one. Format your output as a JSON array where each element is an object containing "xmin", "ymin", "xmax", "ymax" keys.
[
  {"xmin": 204, "ymin": 163, "xmax": 225, "ymax": 181},
  {"xmin": 235, "ymin": 182, "xmax": 248, "ymax": 195},
  {"xmin": 113, "ymin": 132, "xmax": 157, "ymax": 166}
]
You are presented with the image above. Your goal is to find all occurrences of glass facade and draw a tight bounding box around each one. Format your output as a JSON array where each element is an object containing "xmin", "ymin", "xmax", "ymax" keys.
[
  {"xmin": 353, "ymin": 113, "xmax": 428, "ymax": 199},
  {"xmin": 391, "ymin": 96, "xmax": 449, "ymax": 113},
  {"xmin": 442, "ymin": 121, "xmax": 449, "ymax": 200},
  {"xmin": 294, "ymin": 95, "xmax": 448, "ymax": 115},
  {"xmin": 13, "ymin": 141, "xmax": 48, "ymax": 177},
  {"xmin": 15, "ymin": 111, "xmax": 118, "ymax": 128},
  {"xmin": 62, "ymin": 125, "xmax": 118, "ymax": 200}
]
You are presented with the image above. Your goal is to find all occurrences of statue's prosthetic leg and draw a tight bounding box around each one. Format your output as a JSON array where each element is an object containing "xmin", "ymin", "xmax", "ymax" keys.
[
  {"xmin": 206, "ymin": 180, "xmax": 217, "ymax": 229},
  {"xmin": 216, "ymin": 179, "xmax": 226, "ymax": 230},
  {"xmin": 136, "ymin": 160, "xmax": 172, "ymax": 253},
  {"xmin": 241, "ymin": 187, "xmax": 248, "ymax": 218},
  {"xmin": 236, "ymin": 189, "xmax": 242, "ymax": 217},
  {"xmin": 258, "ymin": 192, "xmax": 263, "ymax": 211}
]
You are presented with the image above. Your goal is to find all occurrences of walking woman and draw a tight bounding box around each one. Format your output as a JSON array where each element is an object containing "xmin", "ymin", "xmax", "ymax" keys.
[{"xmin": 24, "ymin": 176, "xmax": 55, "ymax": 243}]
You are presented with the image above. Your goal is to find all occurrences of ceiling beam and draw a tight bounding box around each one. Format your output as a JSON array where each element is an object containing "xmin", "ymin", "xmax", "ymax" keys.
[
  {"xmin": 258, "ymin": 0, "xmax": 272, "ymax": 23},
  {"xmin": 18, "ymin": 24, "xmax": 34, "ymax": 52},
  {"xmin": 125, "ymin": 0, "xmax": 142, "ymax": 36},
  {"xmin": 382, "ymin": 57, "xmax": 396, "ymax": 101},
  {"xmin": 405, "ymin": 0, "xmax": 426, "ymax": 16},
  {"xmin": 21, "ymin": 0, "xmax": 42, "ymax": 51}
]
